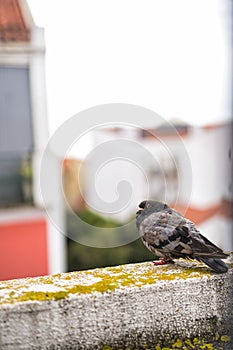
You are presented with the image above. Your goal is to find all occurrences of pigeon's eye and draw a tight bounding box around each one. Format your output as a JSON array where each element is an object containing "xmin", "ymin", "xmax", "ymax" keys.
[{"xmin": 146, "ymin": 202, "xmax": 152, "ymax": 209}]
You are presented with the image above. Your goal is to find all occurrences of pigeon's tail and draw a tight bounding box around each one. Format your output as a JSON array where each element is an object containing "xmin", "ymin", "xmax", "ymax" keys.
[{"xmin": 200, "ymin": 257, "xmax": 228, "ymax": 273}]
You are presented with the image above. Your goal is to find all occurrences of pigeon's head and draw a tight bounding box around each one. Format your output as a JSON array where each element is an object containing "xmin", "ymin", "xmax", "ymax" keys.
[
  {"xmin": 136, "ymin": 200, "xmax": 169, "ymax": 217},
  {"xmin": 136, "ymin": 200, "xmax": 169, "ymax": 228}
]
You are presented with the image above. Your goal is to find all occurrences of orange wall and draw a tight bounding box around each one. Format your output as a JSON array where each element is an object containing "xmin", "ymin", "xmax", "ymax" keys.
[{"xmin": 0, "ymin": 219, "xmax": 49, "ymax": 280}]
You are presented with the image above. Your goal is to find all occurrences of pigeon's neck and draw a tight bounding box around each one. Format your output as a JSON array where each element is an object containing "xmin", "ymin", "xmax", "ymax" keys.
[{"xmin": 136, "ymin": 210, "xmax": 151, "ymax": 228}]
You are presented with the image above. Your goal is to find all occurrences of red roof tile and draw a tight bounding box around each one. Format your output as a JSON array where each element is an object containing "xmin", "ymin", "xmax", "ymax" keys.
[
  {"xmin": 202, "ymin": 121, "xmax": 232, "ymax": 131},
  {"xmin": 0, "ymin": 0, "xmax": 30, "ymax": 42},
  {"xmin": 172, "ymin": 199, "xmax": 233, "ymax": 226}
]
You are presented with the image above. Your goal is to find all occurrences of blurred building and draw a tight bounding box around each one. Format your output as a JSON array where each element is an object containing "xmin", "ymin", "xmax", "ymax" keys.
[
  {"xmin": 62, "ymin": 158, "xmax": 85, "ymax": 212},
  {"xmin": 180, "ymin": 122, "xmax": 233, "ymax": 251},
  {"xmin": 0, "ymin": 0, "xmax": 66, "ymax": 280},
  {"xmin": 85, "ymin": 121, "xmax": 233, "ymax": 252}
]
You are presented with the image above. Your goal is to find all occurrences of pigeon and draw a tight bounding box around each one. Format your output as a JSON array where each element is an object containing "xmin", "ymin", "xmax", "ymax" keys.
[{"xmin": 136, "ymin": 200, "xmax": 229, "ymax": 273}]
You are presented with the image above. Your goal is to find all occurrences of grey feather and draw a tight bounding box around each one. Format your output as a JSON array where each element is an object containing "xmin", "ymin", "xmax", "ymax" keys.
[{"xmin": 136, "ymin": 200, "xmax": 229, "ymax": 273}]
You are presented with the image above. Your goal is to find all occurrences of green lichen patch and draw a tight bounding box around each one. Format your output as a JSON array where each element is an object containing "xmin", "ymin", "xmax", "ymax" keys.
[
  {"xmin": 158, "ymin": 334, "xmax": 231, "ymax": 349},
  {"xmin": 0, "ymin": 260, "xmax": 217, "ymax": 305},
  {"xmin": 101, "ymin": 334, "xmax": 231, "ymax": 350}
]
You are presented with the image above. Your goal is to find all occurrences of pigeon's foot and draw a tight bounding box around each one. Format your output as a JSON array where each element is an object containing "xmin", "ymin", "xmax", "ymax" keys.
[{"xmin": 153, "ymin": 258, "xmax": 174, "ymax": 266}]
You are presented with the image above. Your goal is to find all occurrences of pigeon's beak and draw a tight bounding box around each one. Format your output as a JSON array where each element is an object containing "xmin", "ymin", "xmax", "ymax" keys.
[{"xmin": 136, "ymin": 209, "xmax": 142, "ymax": 216}]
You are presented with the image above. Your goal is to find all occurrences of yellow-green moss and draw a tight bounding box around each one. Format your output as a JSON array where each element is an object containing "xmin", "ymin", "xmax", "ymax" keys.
[
  {"xmin": 172, "ymin": 338, "xmax": 183, "ymax": 348},
  {"xmin": 0, "ymin": 261, "xmax": 218, "ymax": 305},
  {"xmin": 103, "ymin": 334, "xmax": 231, "ymax": 350},
  {"xmin": 220, "ymin": 335, "xmax": 230, "ymax": 342},
  {"xmin": 131, "ymin": 335, "xmax": 231, "ymax": 350}
]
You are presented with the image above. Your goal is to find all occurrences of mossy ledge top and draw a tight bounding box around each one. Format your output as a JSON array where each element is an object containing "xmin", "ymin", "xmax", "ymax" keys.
[{"xmin": 0, "ymin": 259, "xmax": 231, "ymax": 306}]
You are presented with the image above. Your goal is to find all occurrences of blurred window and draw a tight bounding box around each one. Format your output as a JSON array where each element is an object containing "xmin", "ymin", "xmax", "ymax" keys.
[
  {"xmin": 0, "ymin": 67, "xmax": 34, "ymax": 206},
  {"xmin": 148, "ymin": 156, "xmax": 178, "ymax": 202},
  {"xmin": 0, "ymin": 153, "xmax": 33, "ymax": 206}
]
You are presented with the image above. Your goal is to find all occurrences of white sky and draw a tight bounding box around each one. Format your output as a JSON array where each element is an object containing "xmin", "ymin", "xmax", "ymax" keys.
[{"xmin": 27, "ymin": 0, "xmax": 232, "ymax": 135}]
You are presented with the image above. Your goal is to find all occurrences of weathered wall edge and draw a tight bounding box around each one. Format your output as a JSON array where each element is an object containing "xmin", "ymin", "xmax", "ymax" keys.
[{"xmin": 0, "ymin": 260, "xmax": 232, "ymax": 349}]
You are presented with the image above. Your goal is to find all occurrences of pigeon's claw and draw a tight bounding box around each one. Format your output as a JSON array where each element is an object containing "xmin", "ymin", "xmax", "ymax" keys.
[{"xmin": 153, "ymin": 258, "xmax": 174, "ymax": 266}]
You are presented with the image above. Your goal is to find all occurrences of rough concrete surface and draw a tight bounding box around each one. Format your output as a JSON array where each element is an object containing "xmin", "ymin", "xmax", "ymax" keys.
[{"xmin": 0, "ymin": 260, "xmax": 232, "ymax": 350}]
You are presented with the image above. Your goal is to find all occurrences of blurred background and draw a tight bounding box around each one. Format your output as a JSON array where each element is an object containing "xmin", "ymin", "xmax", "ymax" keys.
[{"xmin": 0, "ymin": 0, "xmax": 232, "ymax": 280}]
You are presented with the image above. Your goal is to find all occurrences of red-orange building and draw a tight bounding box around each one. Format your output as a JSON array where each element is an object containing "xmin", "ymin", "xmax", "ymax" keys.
[{"xmin": 0, "ymin": 0, "xmax": 66, "ymax": 280}]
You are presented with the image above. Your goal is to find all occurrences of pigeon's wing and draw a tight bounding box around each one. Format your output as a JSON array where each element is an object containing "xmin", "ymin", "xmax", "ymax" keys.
[
  {"xmin": 169, "ymin": 223, "xmax": 228, "ymax": 259},
  {"xmin": 189, "ymin": 232, "xmax": 228, "ymax": 259},
  {"xmin": 139, "ymin": 209, "xmax": 228, "ymax": 259},
  {"xmin": 165, "ymin": 225, "xmax": 193, "ymax": 257},
  {"xmin": 171, "ymin": 224, "xmax": 229, "ymax": 272}
]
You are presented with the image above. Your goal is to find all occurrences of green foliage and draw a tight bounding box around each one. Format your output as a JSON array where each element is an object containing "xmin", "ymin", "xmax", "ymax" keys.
[
  {"xmin": 66, "ymin": 209, "xmax": 155, "ymax": 272},
  {"xmin": 78, "ymin": 209, "xmax": 121, "ymax": 228}
]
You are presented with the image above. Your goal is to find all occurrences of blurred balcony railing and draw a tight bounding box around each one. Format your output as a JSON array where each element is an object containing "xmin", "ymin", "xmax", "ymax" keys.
[{"xmin": 0, "ymin": 152, "xmax": 33, "ymax": 207}]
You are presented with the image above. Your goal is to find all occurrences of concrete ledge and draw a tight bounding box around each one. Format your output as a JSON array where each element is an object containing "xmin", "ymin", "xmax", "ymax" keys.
[{"xmin": 0, "ymin": 259, "xmax": 233, "ymax": 349}]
